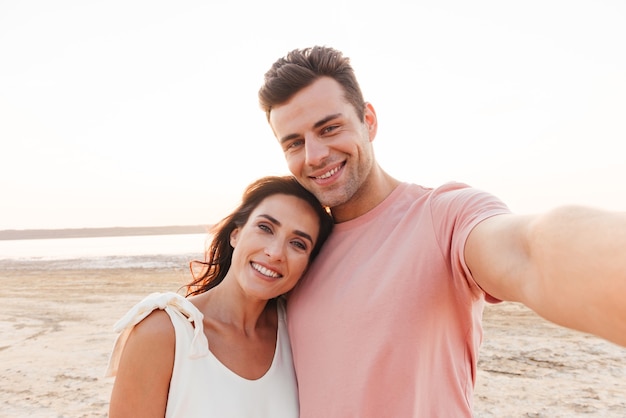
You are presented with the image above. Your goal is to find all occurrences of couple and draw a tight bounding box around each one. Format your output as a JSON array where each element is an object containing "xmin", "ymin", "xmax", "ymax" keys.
[{"xmin": 107, "ymin": 46, "xmax": 626, "ymax": 417}]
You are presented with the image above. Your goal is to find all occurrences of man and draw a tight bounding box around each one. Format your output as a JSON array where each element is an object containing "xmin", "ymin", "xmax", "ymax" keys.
[{"xmin": 258, "ymin": 46, "xmax": 626, "ymax": 417}]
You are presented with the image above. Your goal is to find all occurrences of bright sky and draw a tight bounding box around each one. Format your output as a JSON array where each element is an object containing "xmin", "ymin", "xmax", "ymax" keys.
[{"xmin": 1, "ymin": 1, "xmax": 625, "ymax": 230}]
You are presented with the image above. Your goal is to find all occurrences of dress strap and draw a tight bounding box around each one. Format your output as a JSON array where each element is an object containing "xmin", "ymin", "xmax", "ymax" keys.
[{"xmin": 105, "ymin": 292, "xmax": 209, "ymax": 377}]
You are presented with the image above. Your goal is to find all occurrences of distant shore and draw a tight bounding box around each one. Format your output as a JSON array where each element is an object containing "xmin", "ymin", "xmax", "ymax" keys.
[{"xmin": 0, "ymin": 225, "xmax": 210, "ymax": 240}]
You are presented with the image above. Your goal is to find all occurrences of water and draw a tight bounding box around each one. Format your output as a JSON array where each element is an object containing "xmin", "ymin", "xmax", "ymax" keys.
[{"xmin": 0, "ymin": 233, "xmax": 210, "ymax": 270}]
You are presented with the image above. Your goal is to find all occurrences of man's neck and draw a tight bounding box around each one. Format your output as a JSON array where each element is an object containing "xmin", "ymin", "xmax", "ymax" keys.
[{"xmin": 331, "ymin": 167, "xmax": 400, "ymax": 223}]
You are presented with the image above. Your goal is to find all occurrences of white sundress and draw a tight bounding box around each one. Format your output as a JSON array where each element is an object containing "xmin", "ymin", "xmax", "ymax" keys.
[{"xmin": 106, "ymin": 292, "xmax": 299, "ymax": 418}]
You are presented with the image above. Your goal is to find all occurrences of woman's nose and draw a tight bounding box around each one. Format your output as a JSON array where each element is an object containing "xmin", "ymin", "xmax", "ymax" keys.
[{"xmin": 264, "ymin": 239, "xmax": 285, "ymax": 261}]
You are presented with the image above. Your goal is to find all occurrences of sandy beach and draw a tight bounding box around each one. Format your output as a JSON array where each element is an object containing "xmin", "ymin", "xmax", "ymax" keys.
[{"xmin": 1, "ymin": 263, "xmax": 624, "ymax": 417}]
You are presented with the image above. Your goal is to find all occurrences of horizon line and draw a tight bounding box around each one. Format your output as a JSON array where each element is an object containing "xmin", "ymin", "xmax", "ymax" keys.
[{"xmin": 0, "ymin": 224, "xmax": 212, "ymax": 241}]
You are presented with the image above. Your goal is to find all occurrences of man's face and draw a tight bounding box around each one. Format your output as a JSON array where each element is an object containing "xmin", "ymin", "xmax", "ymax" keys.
[{"xmin": 268, "ymin": 77, "xmax": 376, "ymax": 212}]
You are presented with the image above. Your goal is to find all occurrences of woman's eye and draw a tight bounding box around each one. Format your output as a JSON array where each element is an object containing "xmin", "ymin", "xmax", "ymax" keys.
[
  {"xmin": 291, "ymin": 240, "xmax": 307, "ymax": 251},
  {"xmin": 258, "ymin": 224, "xmax": 272, "ymax": 233}
]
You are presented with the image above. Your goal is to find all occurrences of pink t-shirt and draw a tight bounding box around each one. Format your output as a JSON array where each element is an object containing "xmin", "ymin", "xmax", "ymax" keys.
[{"xmin": 287, "ymin": 182, "xmax": 510, "ymax": 417}]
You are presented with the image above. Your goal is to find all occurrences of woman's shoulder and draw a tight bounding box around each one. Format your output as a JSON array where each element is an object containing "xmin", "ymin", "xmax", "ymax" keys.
[
  {"xmin": 106, "ymin": 294, "xmax": 178, "ymax": 378},
  {"xmin": 130, "ymin": 308, "xmax": 175, "ymax": 340}
]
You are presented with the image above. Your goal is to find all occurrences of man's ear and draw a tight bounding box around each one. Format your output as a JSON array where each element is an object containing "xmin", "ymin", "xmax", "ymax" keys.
[{"xmin": 364, "ymin": 102, "xmax": 378, "ymax": 142}]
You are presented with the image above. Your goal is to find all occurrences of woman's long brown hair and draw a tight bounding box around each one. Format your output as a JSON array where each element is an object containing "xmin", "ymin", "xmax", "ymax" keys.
[{"xmin": 185, "ymin": 176, "xmax": 333, "ymax": 296}]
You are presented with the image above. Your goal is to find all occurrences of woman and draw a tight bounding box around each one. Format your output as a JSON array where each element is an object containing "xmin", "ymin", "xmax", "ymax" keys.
[{"xmin": 106, "ymin": 176, "xmax": 333, "ymax": 417}]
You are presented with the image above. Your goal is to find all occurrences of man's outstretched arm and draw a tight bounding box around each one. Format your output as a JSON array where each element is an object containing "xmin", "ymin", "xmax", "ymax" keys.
[{"xmin": 466, "ymin": 206, "xmax": 626, "ymax": 346}]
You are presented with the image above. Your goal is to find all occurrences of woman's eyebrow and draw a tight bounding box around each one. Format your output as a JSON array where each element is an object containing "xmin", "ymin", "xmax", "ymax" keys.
[{"xmin": 258, "ymin": 214, "xmax": 314, "ymax": 244}]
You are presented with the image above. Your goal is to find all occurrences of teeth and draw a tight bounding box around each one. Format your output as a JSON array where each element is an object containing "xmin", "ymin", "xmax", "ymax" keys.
[
  {"xmin": 316, "ymin": 166, "xmax": 340, "ymax": 180},
  {"xmin": 251, "ymin": 262, "xmax": 280, "ymax": 278}
]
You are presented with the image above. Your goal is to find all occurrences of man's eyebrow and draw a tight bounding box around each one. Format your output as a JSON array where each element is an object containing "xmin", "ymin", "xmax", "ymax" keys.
[
  {"xmin": 313, "ymin": 113, "xmax": 342, "ymax": 130},
  {"xmin": 259, "ymin": 214, "xmax": 314, "ymax": 244},
  {"xmin": 278, "ymin": 113, "xmax": 343, "ymax": 144}
]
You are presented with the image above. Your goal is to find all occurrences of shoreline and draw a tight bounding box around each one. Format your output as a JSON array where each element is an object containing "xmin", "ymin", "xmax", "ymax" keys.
[{"xmin": 0, "ymin": 225, "xmax": 210, "ymax": 241}]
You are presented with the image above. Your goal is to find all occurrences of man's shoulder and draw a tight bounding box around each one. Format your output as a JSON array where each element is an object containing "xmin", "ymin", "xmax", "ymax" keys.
[
  {"xmin": 399, "ymin": 181, "xmax": 476, "ymax": 203},
  {"xmin": 399, "ymin": 181, "xmax": 508, "ymax": 218}
]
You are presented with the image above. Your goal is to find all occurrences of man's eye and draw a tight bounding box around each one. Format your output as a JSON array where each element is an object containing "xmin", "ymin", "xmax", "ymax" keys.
[
  {"xmin": 321, "ymin": 125, "xmax": 338, "ymax": 135},
  {"xmin": 286, "ymin": 139, "xmax": 304, "ymax": 150}
]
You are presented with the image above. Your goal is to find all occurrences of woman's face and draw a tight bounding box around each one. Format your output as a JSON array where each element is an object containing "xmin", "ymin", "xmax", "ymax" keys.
[{"xmin": 229, "ymin": 193, "xmax": 320, "ymax": 300}]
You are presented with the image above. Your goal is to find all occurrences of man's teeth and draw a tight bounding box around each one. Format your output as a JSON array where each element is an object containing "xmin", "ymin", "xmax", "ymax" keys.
[
  {"xmin": 316, "ymin": 166, "xmax": 340, "ymax": 180},
  {"xmin": 252, "ymin": 262, "xmax": 280, "ymax": 278}
]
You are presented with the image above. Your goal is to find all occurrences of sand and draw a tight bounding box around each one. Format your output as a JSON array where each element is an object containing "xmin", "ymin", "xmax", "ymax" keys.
[{"xmin": 1, "ymin": 264, "xmax": 625, "ymax": 417}]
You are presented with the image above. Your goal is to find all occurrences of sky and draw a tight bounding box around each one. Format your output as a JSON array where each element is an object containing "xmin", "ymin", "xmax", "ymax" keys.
[{"xmin": 1, "ymin": 0, "xmax": 625, "ymax": 230}]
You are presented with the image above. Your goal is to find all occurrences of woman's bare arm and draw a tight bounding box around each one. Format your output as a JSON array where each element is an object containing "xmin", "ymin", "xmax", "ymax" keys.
[{"xmin": 109, "ymin": 310, "xmax": 175, "ymax": 418}]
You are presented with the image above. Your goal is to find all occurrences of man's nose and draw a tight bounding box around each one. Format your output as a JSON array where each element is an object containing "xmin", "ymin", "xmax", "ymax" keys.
[{"xmin": 304, "ymin": 135, "xmax": 330, "ymax": 167}]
